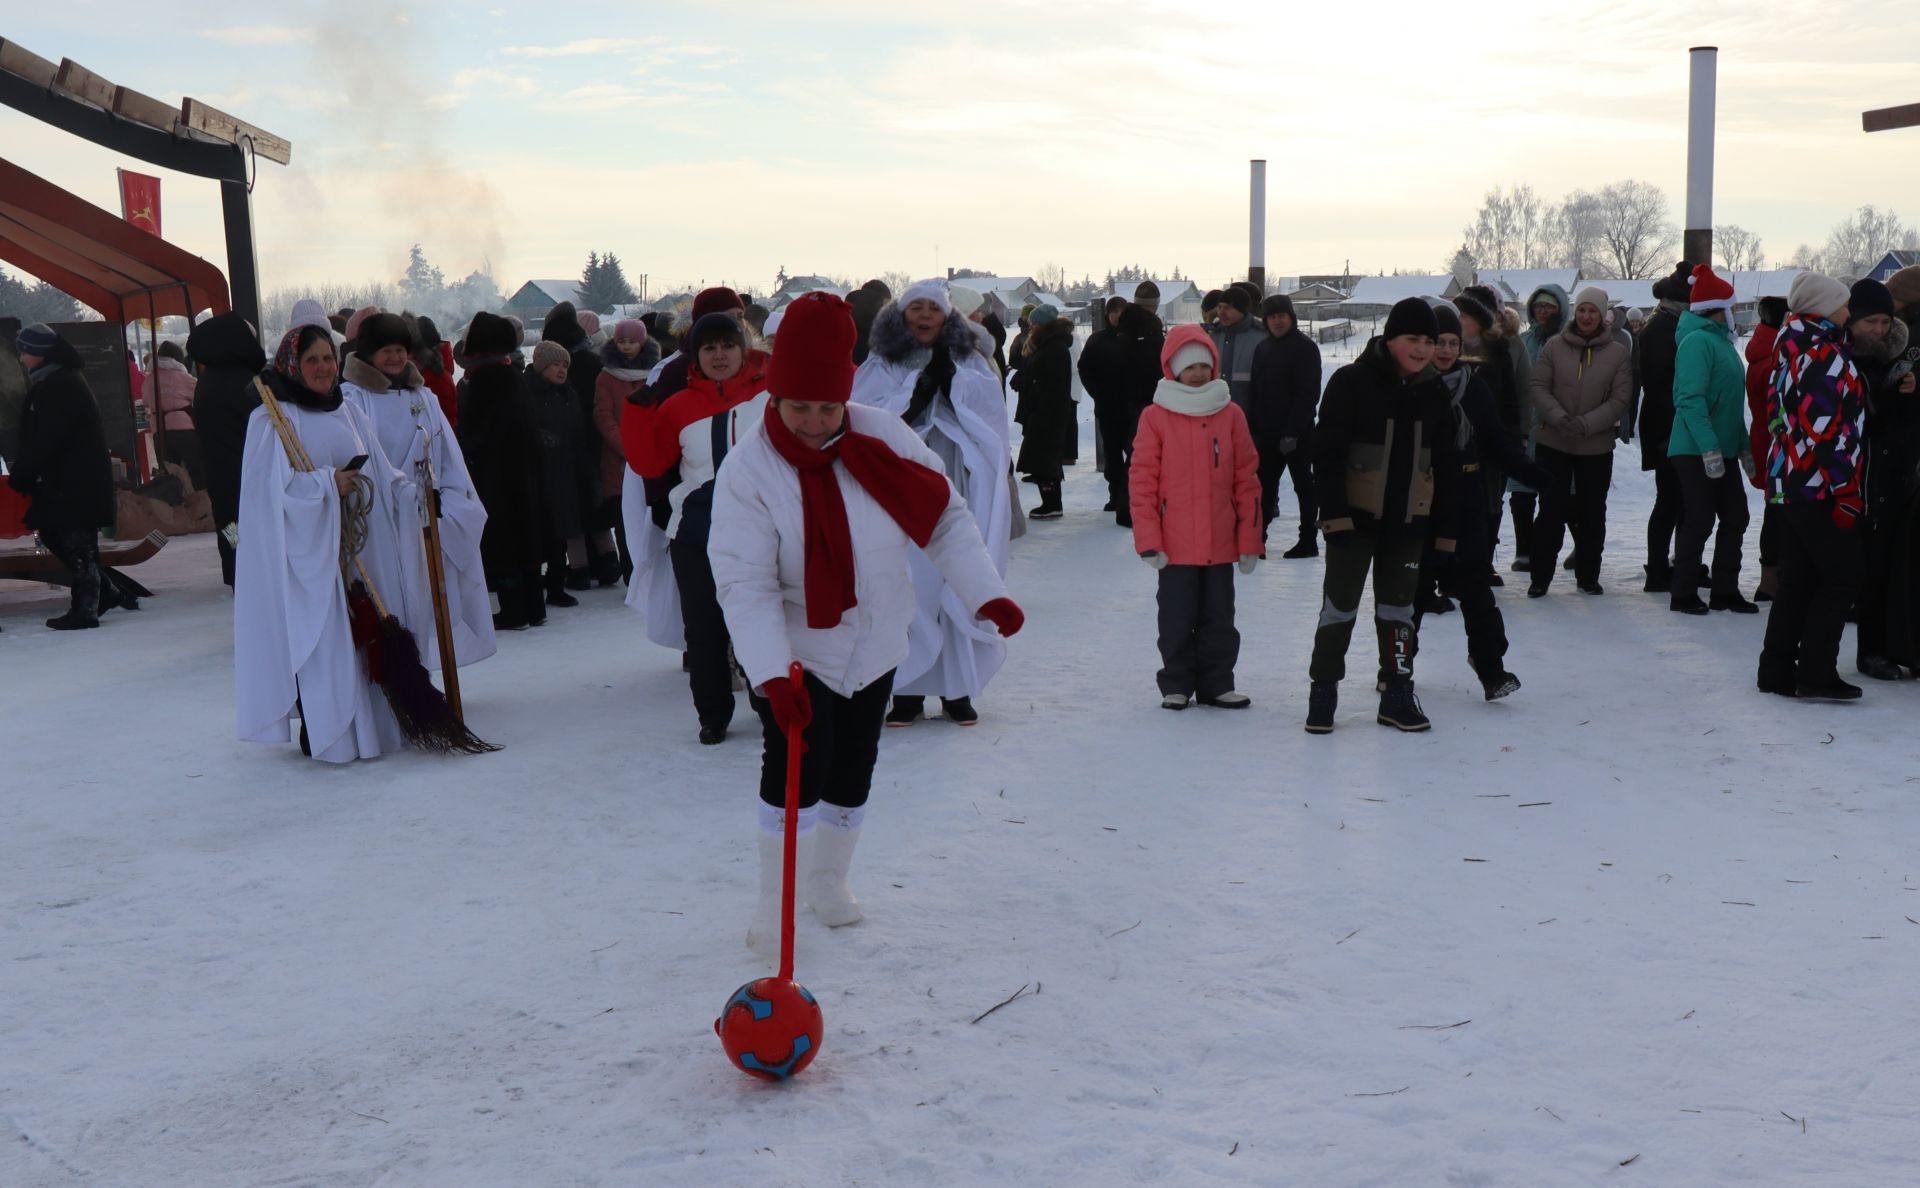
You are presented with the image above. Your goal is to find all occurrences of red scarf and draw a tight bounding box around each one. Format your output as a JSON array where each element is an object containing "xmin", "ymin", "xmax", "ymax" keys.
[{"xmin": 760, "ymin": 402, "xmax": 950, "ymax": 628}]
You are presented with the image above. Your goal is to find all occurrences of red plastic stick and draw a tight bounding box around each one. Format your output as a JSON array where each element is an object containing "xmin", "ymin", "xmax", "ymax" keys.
[{"xmin": 779, "ymin": 661, "xmax": 804, "ymax": 983}]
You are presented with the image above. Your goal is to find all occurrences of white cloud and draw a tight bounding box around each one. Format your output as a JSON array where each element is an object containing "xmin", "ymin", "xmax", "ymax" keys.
[
  {"xmin": 199, "ymin": 26, "xmax": 315, "ymax": 46},
  {"xmin": 503, "ymin": 37, "xmax": 664, "ymax": 58}
]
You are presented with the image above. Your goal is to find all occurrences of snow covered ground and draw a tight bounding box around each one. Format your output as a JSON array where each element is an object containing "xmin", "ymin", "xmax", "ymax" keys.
[{"xmin": 5, "ymin": 401, "xmax": 1920, "ymax": 1187}]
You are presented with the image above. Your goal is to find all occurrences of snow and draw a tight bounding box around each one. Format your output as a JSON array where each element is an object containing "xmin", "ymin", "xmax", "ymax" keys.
[{"xmin": 6, "ymin": 401, "xmax": 1920, "ymax": 1186}]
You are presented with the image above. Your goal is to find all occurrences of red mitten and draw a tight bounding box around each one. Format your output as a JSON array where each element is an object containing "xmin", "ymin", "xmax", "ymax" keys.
[
  {"xmin": 1833, "ymin": 490, "xmax": 1865, "ymax": 530},
  {"xmin": 976, "ymin": 597, "xmax": 1025, "ymax": 637},
  {"xmin": 762, "ymin": 675, "xmax": 812, "ymax": 735}
]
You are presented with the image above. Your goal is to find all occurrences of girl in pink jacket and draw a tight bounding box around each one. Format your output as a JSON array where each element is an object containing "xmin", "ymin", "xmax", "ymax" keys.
[{"xmin": 1130, "ymin": 324, "xmax": 1263, "ymax": 710}]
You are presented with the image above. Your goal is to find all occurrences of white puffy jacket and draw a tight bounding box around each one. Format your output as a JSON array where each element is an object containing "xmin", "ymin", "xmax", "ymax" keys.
[{"xmin": 709, "ymin": 402, "xmax": 1010, "ymax": 698}]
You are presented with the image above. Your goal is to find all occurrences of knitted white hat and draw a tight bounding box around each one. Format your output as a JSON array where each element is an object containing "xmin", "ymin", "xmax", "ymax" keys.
[
  {"xmin": 898, "ymin": 278, "xmax": 952, "ymax": 315},
  {"xmin": 1787, "ymin": 272, "xmax": 1849, "ymax": 321}
]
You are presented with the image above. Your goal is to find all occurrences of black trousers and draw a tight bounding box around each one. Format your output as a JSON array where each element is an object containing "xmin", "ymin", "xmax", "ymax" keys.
[
  {"xmin": 1156, "ymin": 563, "xmax": 1239, "ymax": 698},
  {"xmin": 1758, "ymin": 503, "xmax": 1782, "ymax": 567},
  {"xmin": 1646, "ymin": 456, "xmax": 1683, "ymax": 570},
  {"xmin": 1310, "ymin": 531, "xmax": 1423, "ymax": 683},
  {"xmin": 1096, "ymin": 404, "xmax": 1140, "ymax": 513},
  {"xmin": 1857, "ymin": 508, "xmax": 1900, "ymax": 660},
  {"xmin": 44, "ymin": 527, "xmax": 101, "ymax": 618},
  {"xmin": 669, "ymin": 534, "xmax": 736, "ymax": 731},
  {"xmin": 602, "ymin": 495, "xmax": 632, "ymax": 581},
  {"xmin": 1672, "ymin": 456, "xmax": 1750, "ymax": 598},
  {"xmin": 1760, "ymin": 503, "xmax": 1863, "ymax": 684},
  {"xmin": 1507, "ymin": 490, "xmax": 1535, "ymax": 558},
  {"xmin": 1531, "ymin": 446, "xmax": 1613, "ymax": 586},
  {"xmin": 1256, "ymin": 435, "xmax": 1316, "ymax": 541},
  {"xmin": 1417, "ymin": 481, "xmax": 1508, "ymax": 675},
  {"xmin": 751, "ymin": 669, "xmax": 894, "ymax": 809}
]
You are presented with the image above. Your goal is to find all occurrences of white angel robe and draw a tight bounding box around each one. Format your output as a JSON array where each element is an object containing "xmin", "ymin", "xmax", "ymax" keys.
[
  {"xmin": 234, "ymin": 398, "xmax": 421, "ymax": 763},
  {"xmin": 622, "ymin": 350, "xmax": 685, "ymax": 651},
  {"xmin": 341, "ymin": 379, "xmax": 497, "ymax": 670},
  {"xmin": 851, "ymin": 350, "xmax": 1014, "ymax": 699}
]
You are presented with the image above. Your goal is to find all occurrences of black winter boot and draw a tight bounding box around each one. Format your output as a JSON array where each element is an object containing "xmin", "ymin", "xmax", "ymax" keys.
[
  {"xmin": 942, "ymin": 696, "xmax": 979, "ymax": 725},
  {"xmin": 1304, "ymin": 681, "xmax": 1337, "ymax": 734},
  {"xmin": 1644, "ymin": 561, "xmax": 1673, "ymax": 593},
  {"xmin": 1029, "ymin": 483, "xmax": 1063, "ymax": 520},
  {"xmin": 1283, "ymin": 538, "xmax": 1318, "ymax": 559},
  {"xmin": 885, "ymin": 695, "xmax": 925, "ymax": 726},
  {"xmin": 1377, "ymin": 679, "xmax": 1431, "ymax": 731}
]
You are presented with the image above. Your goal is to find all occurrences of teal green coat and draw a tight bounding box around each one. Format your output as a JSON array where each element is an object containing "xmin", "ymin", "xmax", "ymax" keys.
[{"xmin": 1667, "ymin": 310, "xmax": 1748, "ymax": 459}]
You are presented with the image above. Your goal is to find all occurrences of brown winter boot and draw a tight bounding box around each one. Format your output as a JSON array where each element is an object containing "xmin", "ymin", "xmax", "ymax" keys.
[{"xmin": 1755, "ymin": 565, "xmax": 1779, "ymax": 603}]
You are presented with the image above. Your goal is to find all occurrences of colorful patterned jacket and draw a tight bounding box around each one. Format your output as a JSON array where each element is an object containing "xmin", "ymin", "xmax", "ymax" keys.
[{"xmin": 1766, "ymin": 315, "xmax": 1867, "ymax": 506}]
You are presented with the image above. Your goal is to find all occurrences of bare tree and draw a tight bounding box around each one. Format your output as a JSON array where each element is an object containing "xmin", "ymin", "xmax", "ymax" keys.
[
  {"xmin": 1590, "ymin": 180, "xmax": 1678, "ymax": 279},
  {"xmin": 1714, "ymin": 224, "xmax": 1765, "ymax": 273},
  {"xmin": 1034, "ymin": 261, "xmax": 1069, "ymax": 297},
  {"xmin": 1819, "ymin": 204, "xmax": 1917, "ymax": 278},
  {"xmin": 1462, "ymin": 184, "xmax": 1549, "ymax": 271},
  {"xmin": 1787, "ymin": 243, "xmax": 1825, "ymax": 272},
  {"xmin": 1541, "ymin": 192, "xmax": 1612, "ymax": 277},
  {"xmin": 878, "ymin": 271, "xmax": 915, "ymax": 298}
]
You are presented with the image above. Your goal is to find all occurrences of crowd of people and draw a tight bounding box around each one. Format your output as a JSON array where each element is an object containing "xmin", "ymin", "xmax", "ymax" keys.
[{"xmin": 4, "ymin": 258, "xmax": 1918, "ymax": 945}]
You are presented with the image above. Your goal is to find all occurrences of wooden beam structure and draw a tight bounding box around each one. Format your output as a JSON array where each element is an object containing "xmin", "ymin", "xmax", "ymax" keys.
[
  {"xmin": 179, "ymin": 98, "xmax": 292, "ymax": 165},
  {"xmin": 1863, "ymin": 102, "xmax": 1920, "ymax": 133}
]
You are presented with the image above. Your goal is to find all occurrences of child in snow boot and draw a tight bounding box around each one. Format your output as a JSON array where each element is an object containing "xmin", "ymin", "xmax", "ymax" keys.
[
  {"xmin": 1129, "ymin": 325, "xmax": 1262, "ymax": 710},
  {"xmin": 1305, "ymin": 299, "xmax": 1460, "ymax": 732}
]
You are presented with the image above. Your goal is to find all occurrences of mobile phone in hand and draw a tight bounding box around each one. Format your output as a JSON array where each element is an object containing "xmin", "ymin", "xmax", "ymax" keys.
[{"xmin": 344, "ymin": 454, "xmax": 370, "ymax": 472}]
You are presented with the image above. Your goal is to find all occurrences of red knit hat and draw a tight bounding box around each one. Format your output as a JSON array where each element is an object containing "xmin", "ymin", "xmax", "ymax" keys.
[
  {"xmin": 1687, "ymin": 264, "xmax": 1734, "ymax": 315},
  {"xmin": 691, "ymin": 286, "xmax": 744, "ymax": 324},
  {"xmin": 768, "ymin": 292, "xmax": 858, "ymax": 403}
]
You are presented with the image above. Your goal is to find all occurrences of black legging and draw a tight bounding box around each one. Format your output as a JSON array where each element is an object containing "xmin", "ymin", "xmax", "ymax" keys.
[
  {"xmin": 1646, "ymin": 456, "xmax": 1683, "ymax": 571},
  {"xmin": 751, "ymin": 669, "xmax": 895, "ymax": 809},
  {"xmin": 669, "ymin": 533, "xmax": 737, "ymax": 732}
]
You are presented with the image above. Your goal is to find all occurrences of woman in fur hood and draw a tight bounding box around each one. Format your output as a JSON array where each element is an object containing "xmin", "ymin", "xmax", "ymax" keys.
[{"xmin": 851, "ymin": 278, "xmax": 1014, "ymax": 726}]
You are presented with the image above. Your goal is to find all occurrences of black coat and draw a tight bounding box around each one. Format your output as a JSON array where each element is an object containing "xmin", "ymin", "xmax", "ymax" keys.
[
  {"xmin": 1312, "ymin": 338, "xmax": 1459, "ymax": 546},
  {"xmin": 1248, "ymin": 326, "xmax": 1323, "ymax": 444},
  {"xmin": 1115, "ymin": 304, "xmax": 1165, "ymax": 412},
  {"xmin": 1076, "ymin": 325, "xmax": 1126, "ymax": 411},
  {"xmin": 1635, "ymin": 305, "xmax": 1681, "ymax": 471},
  {"xmin": 185, "ymin": 313, "xmax": 266, "ymax": 529},
  {"xmin": 457, "ymin": 362, "xmax": 547, "ymax": 574},
  {"xmin": 525, "ymin": 371, "xmax": 597, "ymax": 542},
  {"xmin": 9, "ymin": 343, "xmax": 115, "ymax": 536},
  {"xmin": 1012, "ymin": 319, "xmax": 1074, "ymax": 480}
]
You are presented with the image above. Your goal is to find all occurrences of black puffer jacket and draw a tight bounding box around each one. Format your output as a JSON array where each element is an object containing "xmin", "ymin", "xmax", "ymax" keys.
[
  {"xmin": 1248, "ymin": 325, "xmax": 1323, "ymax": 443},
  {"xmin": 9, "ymin": 337, "xmax": 115, "ymax": 535},
  {"xmin": 186, "ymin": 313, "xmax": 266, "ymax": 530},
  {"xmin": 1635, "ymin": 303, "xmax": 1682, "ymax": 471},
  {"xmin": 1312, "ymin": 337, "xmax": 1459, "ymax": 548},
  {"xmin": 1115, "ymin": 304, "xmax": 1165, "ymax": 412},
  {"xmin": 1012, "ymin": 318, "xmax": 1074, "ymax": 480}
]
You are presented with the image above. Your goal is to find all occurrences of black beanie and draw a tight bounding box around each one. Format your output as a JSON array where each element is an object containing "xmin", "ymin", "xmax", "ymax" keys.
[
  {"xmin": 1201, "ymin": 289, "xmax": 1223, "ymax": 313},
  {"xmin": 690, "ymin": 311, "xmax": 747, "ymax": 352},
  {"xmin": 1452, "ymin": 293, "xmax": 1495, "ymax": 334},
  {"xmin": 464, "ymin": 311, "xmax": 518, "ymax": 357},
  {"xmin": 1431, "ymin": 302, "xmax": 1462, "ymax": 339},
  {"xmin": 1850, "ymin": 278, "xmax": 1896, "ymax": 322},
  {"xmin": 1259, "ymin": 293, "xmax": 1296, "ymax": 322},
  {"xmin": 353, "ymin": 312, "xmax": 412, "ymax": 358},
  {"xmin": 1651, "ymin": 261, "xmax": 1696, "ymax": 304},
  {"xmin": 1384, "ymin": 297, "xmax": 1439, "ymax": 340},
  {"xmin": 1220, "ymin": 287, "xmax": 1252, "ymax": 316}
]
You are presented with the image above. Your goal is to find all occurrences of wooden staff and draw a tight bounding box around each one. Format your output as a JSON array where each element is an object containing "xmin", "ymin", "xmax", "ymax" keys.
[{"xmin": 415, "ymin": 462, "xmax": 464, "ymax": 722}]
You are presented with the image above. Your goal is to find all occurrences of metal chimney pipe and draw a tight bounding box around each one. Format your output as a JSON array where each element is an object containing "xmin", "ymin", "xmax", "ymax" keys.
[
  {"xmin": 1684, "ymin": 47, "xmax": 1717, "ymax": 265},
  {"xmin": 1249, "ymin": 159, "xmax": 1267, "ymax": 290}
]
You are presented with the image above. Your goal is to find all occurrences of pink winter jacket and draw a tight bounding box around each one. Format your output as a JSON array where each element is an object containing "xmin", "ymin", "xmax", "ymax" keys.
[
  {"xmin": 1129, "ymin": 377, "xmax": 1263, "ymax": 566},
  {"xmin": 148, "ymin": 357, "xmax": 197, "ymax": 430}
]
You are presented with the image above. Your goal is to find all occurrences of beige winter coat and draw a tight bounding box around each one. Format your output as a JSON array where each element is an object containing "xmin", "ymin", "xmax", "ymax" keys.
[{"xmin": 1530, "ymin": 320, "xmax": 1632, "ymax": 456}]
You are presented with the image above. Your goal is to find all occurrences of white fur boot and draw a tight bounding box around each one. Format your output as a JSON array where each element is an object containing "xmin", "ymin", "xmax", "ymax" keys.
[
  {"xmin": 806, "ymin": 803, "xmax": 865, "ymax": 927},
  {"xmin": 746, "ymin": 804, "xmax": 815, "ymax": 955}
]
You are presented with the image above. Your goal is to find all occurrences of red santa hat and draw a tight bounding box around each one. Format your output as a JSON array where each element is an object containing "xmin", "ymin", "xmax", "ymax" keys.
[
  {"xmin": 768, "ymin": 292, "xmax": 858, "ymax": 403},
  {"xmin": 1687, "ymin": 264, "xmax": 1735, "ymax": 315}
]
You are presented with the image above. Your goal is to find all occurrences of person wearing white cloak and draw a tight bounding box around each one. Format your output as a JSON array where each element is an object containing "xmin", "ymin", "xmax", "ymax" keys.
[
  {"xmin": 708, "ymin": 293, "xmax": 1024, "ymax": 953},
  {"xmin": 338, "ymin": 311, "xmax": 496, "ymax": 671},
  {"xmin": 234, "ymin": 325, "xmax": 422, "ymax": 763},
  {"xmin": 849, "ymin": 278, "xmax": 1014, "ymax": 726}
]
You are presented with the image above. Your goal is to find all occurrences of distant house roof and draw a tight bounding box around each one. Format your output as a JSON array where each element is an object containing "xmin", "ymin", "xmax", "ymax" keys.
[
  {"xmin": 1105, "ymin": 279, "xmax": 1197, "ymax": 304},
  {"xmin": 1285, "ymin": 282, "xmax": 1347, "ymax": 301},
  {"xmin": 1344, "ymin": 275, "xmax": 1451, "ymax": 307},
  {"xmin": 509, "ymin": 279, "xmax": 582, "ymax": 307},
  {"xmin": 1464, "ymin": 268, "xmax": 1582, "ymax": 304},
  {"xmin": 1870, "ymin": 250, "xmax": 1920, "ymax": 280},
  {"xmin": 1727, "ymin": 269, "xmax": 1804, "ymax": 301},
  {"xmin": 1579, "ymin": 279, "xmax": 1656, "ymax": 310},
  {"xmin": 774, "ymin": 274, "xmax": 838, "ymax": 298}
]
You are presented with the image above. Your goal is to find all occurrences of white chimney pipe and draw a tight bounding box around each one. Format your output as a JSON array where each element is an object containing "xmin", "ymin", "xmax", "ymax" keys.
[
  {"xmin": 1685, "ymin": 47, "xmax": 1717, "ymax": 264},
  {"xmin": 1249, "ymin": 159, "xmax": 1267, "ymax": 289}
]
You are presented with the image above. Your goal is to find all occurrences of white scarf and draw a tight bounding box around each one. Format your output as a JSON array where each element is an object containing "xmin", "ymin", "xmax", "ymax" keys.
[{"xmin": 1151, "ymin": 377, "xmax": 1231, "ymax": 416}]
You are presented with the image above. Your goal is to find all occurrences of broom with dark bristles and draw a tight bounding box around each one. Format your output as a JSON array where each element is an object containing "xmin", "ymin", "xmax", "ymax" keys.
[{"xmin": 257, "ymin": 379, "xmax": 500, "ymax": 756}]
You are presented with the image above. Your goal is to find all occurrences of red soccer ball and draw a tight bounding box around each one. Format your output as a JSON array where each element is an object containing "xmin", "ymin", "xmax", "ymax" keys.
[{"xmin": 715, "ymin": 977, "xmax": 824, "ymax": 1081}]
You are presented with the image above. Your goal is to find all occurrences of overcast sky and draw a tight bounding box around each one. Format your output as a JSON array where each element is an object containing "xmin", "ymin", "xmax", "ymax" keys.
[{"xmin": 8, "ymin": 0, "xmax": 1919, "ymax": 302}]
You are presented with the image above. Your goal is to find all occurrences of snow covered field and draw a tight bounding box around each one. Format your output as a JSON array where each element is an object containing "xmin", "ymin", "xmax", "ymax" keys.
[{"xmin": 5, "ymin": 403, "xmax": 1920, "ymax": 1187}]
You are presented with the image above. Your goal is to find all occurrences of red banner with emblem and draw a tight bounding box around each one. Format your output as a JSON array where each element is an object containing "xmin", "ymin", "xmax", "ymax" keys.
[{"xmin": 117, "ymin": 169, "xmax": 162, "ymax": 237}]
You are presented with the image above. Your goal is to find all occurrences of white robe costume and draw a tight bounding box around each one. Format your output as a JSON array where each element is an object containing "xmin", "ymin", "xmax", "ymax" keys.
[
  {"xmin": 850, "ymin": 285, "xmax": 1014, "ymax": 700},
  {"xmin": 622, "ymin": 351, "xmax": 686, "ymax": 650},
  {"xmin": 342, "ymin": 364, "xmax": 497, "ymax": 671},
  {"xmin": 233, "ymin": 392, "xmax": 421, "ymax": 763}
]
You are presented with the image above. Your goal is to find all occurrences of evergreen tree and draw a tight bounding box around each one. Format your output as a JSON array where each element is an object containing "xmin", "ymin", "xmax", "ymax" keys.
[
  {"xmin": 576, "ymin": 250, "xmax": 639, "ymax": 312},
  {"xmin": 0, "ymin": 266, "xmax": 82, "ymax": 323},
  {"xmin": 401, "ymin": 243, "xmax": 445, "ymax": 299}
]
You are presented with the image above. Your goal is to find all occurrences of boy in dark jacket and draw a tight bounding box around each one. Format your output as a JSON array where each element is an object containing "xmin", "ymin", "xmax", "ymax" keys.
[
  {"xmin": 8, "ymin": 324, "xmax": 115, "ymax": 629},
  {"xmin": 1249, "ymin": 294, "xmax": 1323, "ymax": 556},
  {"xmin": 1307, "ymin": 299, "xmax": 1458, "ymax": 733}
]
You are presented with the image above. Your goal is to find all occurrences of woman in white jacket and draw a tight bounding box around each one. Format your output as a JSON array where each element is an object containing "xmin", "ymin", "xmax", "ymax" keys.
[
  {"xmin": 709, "ymin": 293, "xmax": 1025, "ymax": 954},
  {"xmin": 850, "ymin": 278, "xmax": 1014, "ymax": 726}
]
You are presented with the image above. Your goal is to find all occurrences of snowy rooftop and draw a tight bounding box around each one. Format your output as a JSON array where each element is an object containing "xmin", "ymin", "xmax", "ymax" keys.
[
  {"xmin": 1473, "ymin": 268, "xmax": 1582, "ymax": 303},
  {"xmin": 1580, "ymin": 279, "xmax": 1657, "ymax": 310},
  {"xmin": 513, "ymin": 278, "xmax": 582, "ymax": 305},
  {"xmin": 1344, "ymin": 275, "xmax": 1452, "ymax": 306},
  {"xmin": 1727, "ymin": 269, "xmax": 1804, "ymax": 301},
  {"xmin": 1105, "ymin": 279, "xmax": 1197, "ymax": 303}
]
